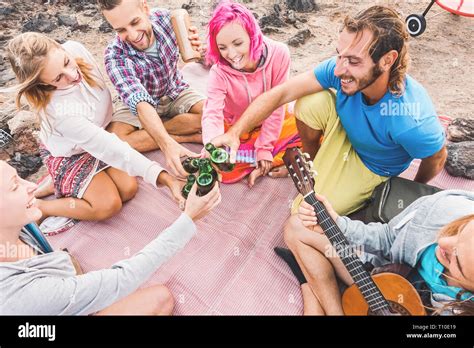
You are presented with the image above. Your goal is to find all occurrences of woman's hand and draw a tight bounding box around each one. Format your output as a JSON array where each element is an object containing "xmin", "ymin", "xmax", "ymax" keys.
[
  {"xmin": 258, "ymin": 160, "xmax": 273, "ymax": 177},
  {"xmin": 297, "ymin": 194, "xmax": 339, "ymax": 233},
  {"xmin": 157, "ymin": 171, "xmax": 186, "ymax": 209},
  {"xmin": 184, "ymin": 182, "xmax": 221, "ymax": 221}
]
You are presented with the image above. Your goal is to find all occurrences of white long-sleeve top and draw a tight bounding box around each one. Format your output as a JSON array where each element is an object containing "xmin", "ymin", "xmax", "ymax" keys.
[{"xmin": 39, "ymin": 41, "xmax": 163, "ymax": 187}]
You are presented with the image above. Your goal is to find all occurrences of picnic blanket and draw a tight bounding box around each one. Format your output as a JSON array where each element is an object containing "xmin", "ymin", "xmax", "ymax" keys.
[
  {"xmin": 48, "ymin": 143, "xmax": 473, "ymax": 315},
  {"xmin": 48, "ymin": 64, "xmax": 473, "ymax": 315}
]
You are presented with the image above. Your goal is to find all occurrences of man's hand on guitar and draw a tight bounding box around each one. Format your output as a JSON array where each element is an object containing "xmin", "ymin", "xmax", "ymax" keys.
[{"xmin": 298, "ymin": 194, "xmax": 339, "ymax": 233}]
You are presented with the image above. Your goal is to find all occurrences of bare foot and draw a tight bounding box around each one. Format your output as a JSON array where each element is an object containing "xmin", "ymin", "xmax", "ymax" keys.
[
  {"xmin": 268, "ymin": 166, "xmax": 289, "ymax": 178},
  {"xmin": 35, "ymin": 175, "xmax": 54, "ymax": 198},
  {"xmin": 247, "ymin": 168, "xmax": 263, "ymax": 188},
  {"xmin": 172, "ymin": 132, "xmax": 203, "ymax": 144}
]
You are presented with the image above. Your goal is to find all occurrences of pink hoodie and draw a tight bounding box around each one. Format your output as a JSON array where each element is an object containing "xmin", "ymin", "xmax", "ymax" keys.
[{"xmin": 202, "ymin": 38, "xmax": 291, "ymax": 162}]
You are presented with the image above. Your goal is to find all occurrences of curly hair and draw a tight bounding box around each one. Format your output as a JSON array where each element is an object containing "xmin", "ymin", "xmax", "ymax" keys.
[{"xmin": 342, "ymin": 6, "xmax": 410, "ymax": 96}]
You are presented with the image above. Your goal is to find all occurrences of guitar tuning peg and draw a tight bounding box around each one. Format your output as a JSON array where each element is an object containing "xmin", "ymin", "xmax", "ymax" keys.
[
  {"xmin": 310, "ymin": 170, "xmax": 318, "ymax": 177},
  {"xmin": 304, "ymin": 153, "xmax": 311, "ymax": 160},
  {"xmin": 307, "ymin": 161, "xmax": 314, "ymax": 168}
]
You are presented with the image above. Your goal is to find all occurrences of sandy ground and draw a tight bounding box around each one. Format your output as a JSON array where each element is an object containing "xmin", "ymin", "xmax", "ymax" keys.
[{"xmin": 2, "ymin": 0, "xmax": 472, "ymax": 118}]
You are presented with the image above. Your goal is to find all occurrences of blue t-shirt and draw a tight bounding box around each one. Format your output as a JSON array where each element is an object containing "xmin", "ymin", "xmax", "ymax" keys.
[{"xmin": 314, "ymin": 58, "xmax": 445, "ymax": 177}]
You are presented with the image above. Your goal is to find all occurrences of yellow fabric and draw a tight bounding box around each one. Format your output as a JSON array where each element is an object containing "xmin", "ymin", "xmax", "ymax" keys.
[{"xmin": 291, "ymin": 90, "xmax": 388, "ymax": 216}]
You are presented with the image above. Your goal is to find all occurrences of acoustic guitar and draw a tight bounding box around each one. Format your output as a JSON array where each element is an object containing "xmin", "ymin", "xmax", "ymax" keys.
[{"xmin": 283, "ymin": 147, "xmax": 426, "ymax": 316}]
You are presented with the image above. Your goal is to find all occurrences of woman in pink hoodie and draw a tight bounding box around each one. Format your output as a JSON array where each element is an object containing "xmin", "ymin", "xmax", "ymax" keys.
[{"xmin": 203, "ymin": 1, "xmax": 301, "ymax": 187}]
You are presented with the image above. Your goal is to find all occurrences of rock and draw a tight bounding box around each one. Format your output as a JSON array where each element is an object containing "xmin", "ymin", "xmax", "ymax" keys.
[
  {"xmin": 99, "ymin": 20, "xmax": 113, "ymax": 33},
  {"xmin": 83, "ymin": 9, "xmax": 96, "ymax": 17},
  {"xmin": 287, "ymin": 29, "xmax": 312, "ymax": 47},
  {"xmin": 57, "ymin": 13, "xmax": 79, "ymax": 28},
  {"xmin": 285, "ymin": 10, "xmax": 297, "ymax": 25},
  {"xmin": 0, "ymin": 69, "xmax": 15, "ymax": 85},
  {"xmin": 447, "ymin": 118, "xmax": 474, "ymax": 142},
  {"xmin": 0, "ymin": 100, "xmax": 17, "ymax": 131},
  {"xmin": 286, "ymin": 0, "xmax": 319, "ymax": 13},
  {"xmin": 182, "ymin": 0, "xmax": 197, "ymax": 11},
  {"xmin": 262, "ymin": 27, "xmax": 284, "ymax": 35},
  {"xmin": 12, "ymin": 129, "xmax": 40, "ymax": 155},
  {"xmin": 22, "ymin": 13, "xmax": 57, "ymax": 33},
  {"xmin": 8, "ymin": 153, "xmax": 43, "ymax": 179},
  {"xmin": 445, "ymin": 141, "xmax": 474, "ymax": 180},
  {"xmin": 7, "ymin": 111, "xmax": 39, "ymax": 135},
  {"xmin": 0, "ymin": 3, "xmax": 16, "ymax": 19},
  {"xmin": 259, "ymin": 12, "xmax": 287, "ymax": 29}
]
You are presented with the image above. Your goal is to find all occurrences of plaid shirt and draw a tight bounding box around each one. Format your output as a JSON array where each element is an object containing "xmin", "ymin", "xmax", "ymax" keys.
[{"xmin": 104, "ymin": 8, "xmax": 189, "ymax": 116}]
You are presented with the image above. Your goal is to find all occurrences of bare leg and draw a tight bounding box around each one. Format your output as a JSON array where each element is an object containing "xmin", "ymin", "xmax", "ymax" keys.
[
  {"xmin": 301, "ymin": 283, "xmax": 325, "ymax": 315},
  {"xmin": 106, "ymin": 122, "xmax": 202, "ymax": 153},
  {"xmin": 36, "ymin": 170, "xmax": 135, "ymax": 222},
  {"xmin": 162, "ymin": 100, "xmax": 203, "ymax": 136},
  {"xmin": 105, "ymin": 167, "xmax": 138, "ymax": 202},
  {"xmin": 96, "ymin": 285, "xmax": 174, "ymax": 315},
  {"xmin": 284, "ymin": 214, "xmax": 353, "ymax": 315},
  {"xmin": 163, "ymin": 113, "xmax": 202, "ymax": 136},
  {"xmin": 296, "ymin": 118, "xmax": 322, "ymax": 161}
]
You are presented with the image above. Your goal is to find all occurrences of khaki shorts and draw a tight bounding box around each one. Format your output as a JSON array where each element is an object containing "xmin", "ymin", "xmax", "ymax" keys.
[{"xmin": 112, "ymin": 87, "xmax": 205, "ymax": 129}]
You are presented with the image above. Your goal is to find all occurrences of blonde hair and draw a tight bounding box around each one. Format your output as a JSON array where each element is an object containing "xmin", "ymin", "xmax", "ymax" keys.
[
  {"xmin": 432, "ymin": 215, "xmax": 474, "ymax": 316},
  {"xmin": 342, "ymin": 6, "xmax": 409, "ymax": 97},
  {"xmin": 6, "ymin": 32, "xmax": 100, "ymax": 113}
]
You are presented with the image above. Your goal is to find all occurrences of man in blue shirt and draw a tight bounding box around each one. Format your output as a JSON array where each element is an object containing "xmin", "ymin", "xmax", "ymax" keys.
[{"xmin": 213, "ymin": 6, "xmax": 447, "ymax": 314}]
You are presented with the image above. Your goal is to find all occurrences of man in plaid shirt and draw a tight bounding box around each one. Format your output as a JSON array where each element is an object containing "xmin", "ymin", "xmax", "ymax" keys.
[{"xmin": 99, "ymin": 0, "xmax": 206, "ymax": 177}]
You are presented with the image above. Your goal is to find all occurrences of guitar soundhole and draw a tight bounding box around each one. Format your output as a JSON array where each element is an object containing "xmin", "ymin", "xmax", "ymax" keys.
[{"xmin": 368, "ymin": 301, "xmax": 411, "ymax": 316}]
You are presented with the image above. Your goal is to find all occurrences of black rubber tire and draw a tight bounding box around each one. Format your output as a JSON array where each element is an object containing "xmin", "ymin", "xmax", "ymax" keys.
[{"xmin": 406, "ymin": 14, "xmax": 427, "ymax": 37}]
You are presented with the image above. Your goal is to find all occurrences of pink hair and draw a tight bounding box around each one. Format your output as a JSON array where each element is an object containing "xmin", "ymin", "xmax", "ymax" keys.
[{"xmin": 206, "ymin": 1, "xmax": 264, "ymax": 66}]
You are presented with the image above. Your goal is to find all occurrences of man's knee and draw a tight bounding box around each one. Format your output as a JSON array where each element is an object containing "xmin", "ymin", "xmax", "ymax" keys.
[
  {"xmin": 295, "ymin": 90, "xmax": 336, "ymax": 131},
  {"xmin": 106, "ymin": 122, "xmax": 137, "ymax": 138},
  {"xmin": 283, "ymin": 214, "xmax": 306, "ymax": 250}
]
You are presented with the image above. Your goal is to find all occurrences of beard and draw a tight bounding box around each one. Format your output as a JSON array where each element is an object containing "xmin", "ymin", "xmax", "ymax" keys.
[{"xmin": 341, "ymin": 63, "xmax": 384, "ymax": 96}]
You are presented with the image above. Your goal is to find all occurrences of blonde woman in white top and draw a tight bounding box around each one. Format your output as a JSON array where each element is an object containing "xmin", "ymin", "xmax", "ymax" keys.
[{"xmin": 6, "ymin": 33, "xmax": 185, "ymax": 234}]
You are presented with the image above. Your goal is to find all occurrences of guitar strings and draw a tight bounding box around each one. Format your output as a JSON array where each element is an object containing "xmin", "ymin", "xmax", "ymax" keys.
[
  {"xmin": 302, "ymin": 175, "xmax": 389, "ymax": 310},
  {"xmin": 288, "ymin": 154, "xmax": 389, "ymax": 310}
]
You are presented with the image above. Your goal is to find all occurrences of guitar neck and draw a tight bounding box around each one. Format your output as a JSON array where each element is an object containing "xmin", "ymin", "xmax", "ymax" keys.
[{"xmin": 304, "ymin": 193, "xmax": 391, "ymax": 314}]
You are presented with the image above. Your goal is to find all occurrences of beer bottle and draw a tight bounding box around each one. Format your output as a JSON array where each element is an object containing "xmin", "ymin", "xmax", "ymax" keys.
[
  {"xmin": 182, "ymin": 157, "xmax": 200, "ymax": 174},
  {"xmin": 170, "ymin": 9, "xmax": 201, "ymax": 63},
  {"xmin": 205, "ymin": 143, "xmax": 235, "ymax": 172},
  {"xmin": 197, "ymin": 158, "xmax": 218, "ymax": 180},
  {"xmin": 181, "ymin": 175, "xmax": 197, "ymax": 199},
  {"xmin": 195, "ymin": 158, "xmax": 217, "ymax": 196},
  {"xmin": 196, "ymin": 172, "xmax": 216, "ymax": 197}
]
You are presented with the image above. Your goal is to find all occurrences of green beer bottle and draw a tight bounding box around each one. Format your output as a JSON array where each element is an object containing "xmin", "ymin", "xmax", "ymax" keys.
[
  {"xmin": 205, "ymin": 143, "xmax": 235, "ymax": 172},
  {"xmin": 198, "ymin": 158, "xmax": 218, "ymax": 181},
  {"xmin": 196, "ymin": 172, "xmax": 216, "ymax": 197},
  {"xmin": 195, "ymin": 158, "xmax": 217, "ymax": 196},
  {"xmin": 181, "ymin": 175, "xmax": 197, "ymax": 199},
  {"xmin": 182, "ymin": 157, "xmax": 199, "ymax": 174}
]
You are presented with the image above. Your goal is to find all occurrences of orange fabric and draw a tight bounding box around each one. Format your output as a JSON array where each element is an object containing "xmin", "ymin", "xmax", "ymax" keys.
[{"xmin": 221, "ymin": 109, "xmax": 302, "ymax": 184}]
